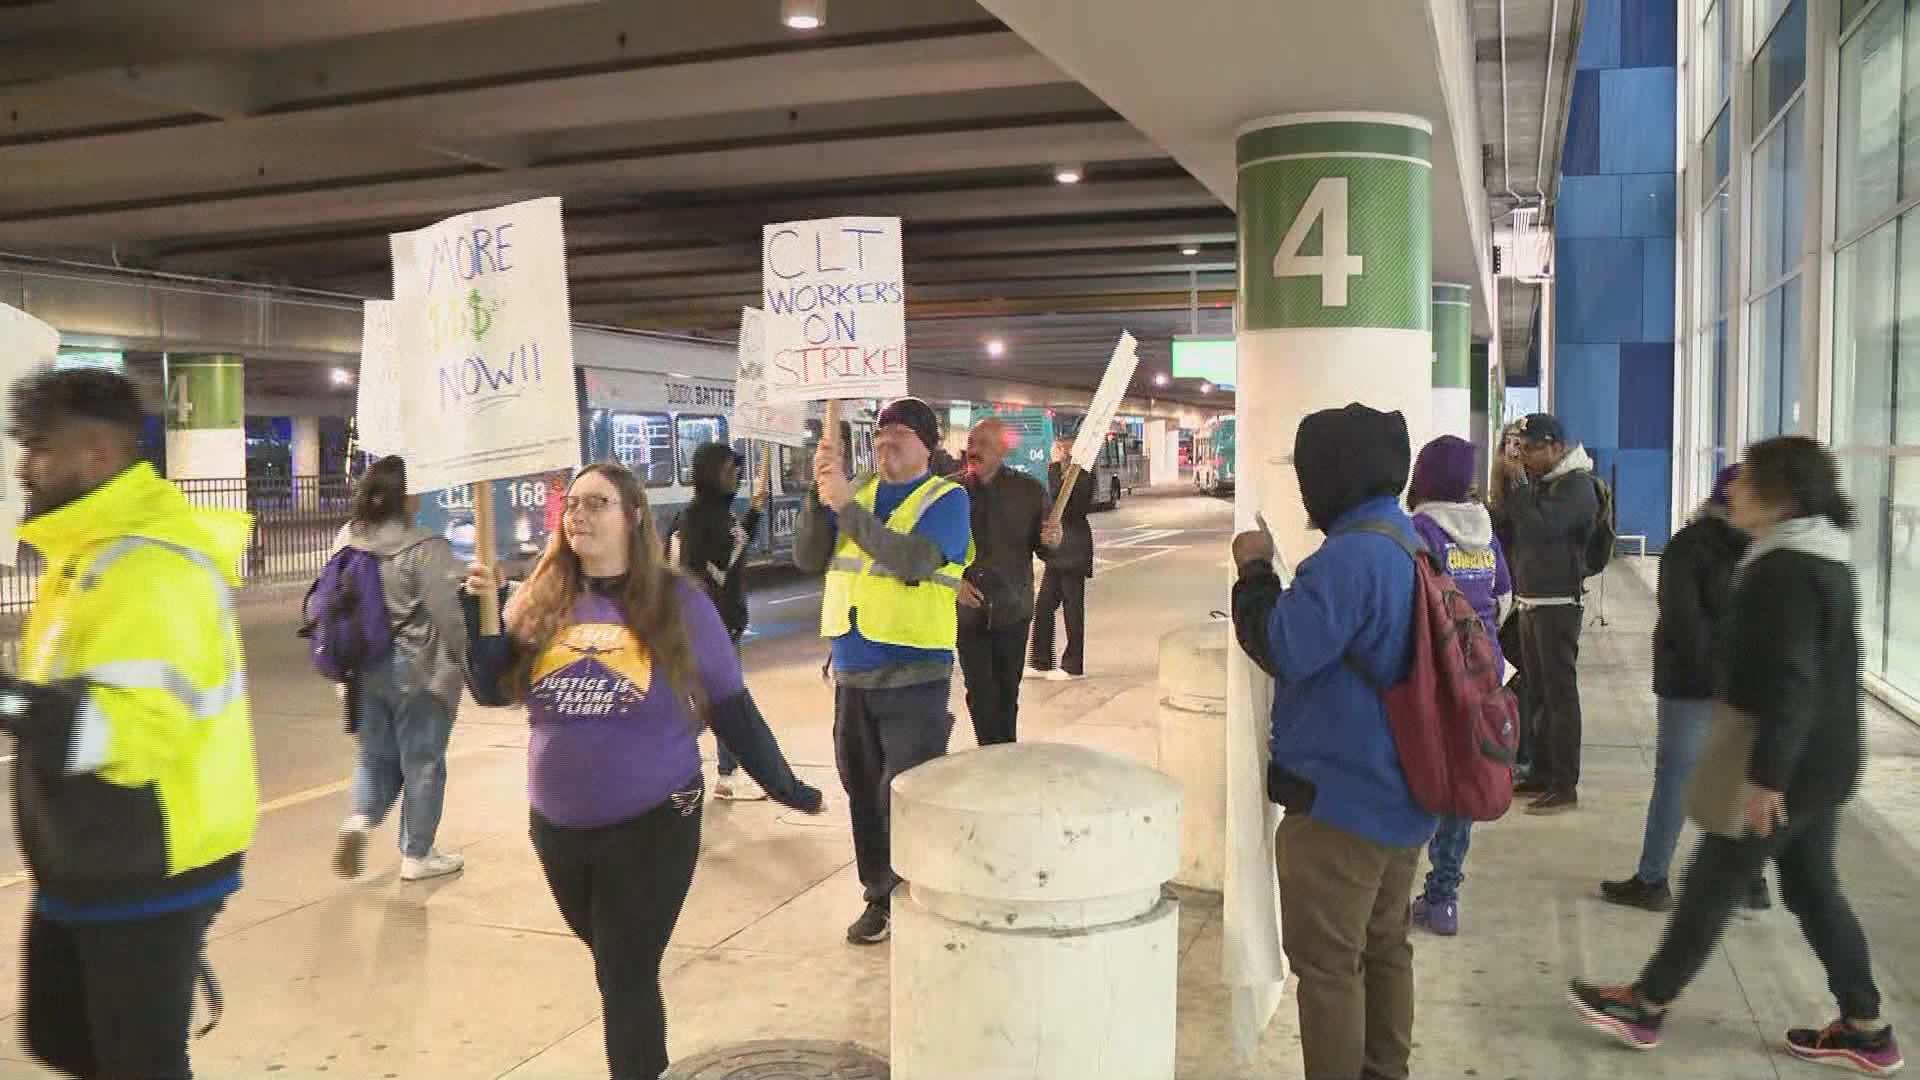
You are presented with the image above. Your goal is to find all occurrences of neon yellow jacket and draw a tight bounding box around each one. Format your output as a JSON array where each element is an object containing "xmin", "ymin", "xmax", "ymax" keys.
[
  {"xmin": 13, "ymin": 463, "xmax": 257, "ymax": 913},
  {"xmin": 819, "ymin": 474, "xmax": 974, "ymax": 649}
]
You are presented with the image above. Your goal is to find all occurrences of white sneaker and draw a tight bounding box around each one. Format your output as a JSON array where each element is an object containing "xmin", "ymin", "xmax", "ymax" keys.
[
  {"xmin": 400, "ymin": 850, "xmax": 465, "ymax": 882},
  {"xmin": 1046, "ymin": 668, "xmax": 1084, "ymax": 683},
  {"xmin": 1025, "ymin": 666, "xmax": 1049, "ymax": 680},
  {"xmin": 714, "ymin": 774, "xmax": 768, "ymax": 802},
  {"xmin": 333, "ymin": 816, "xmax": 370, "ymax": 879}
]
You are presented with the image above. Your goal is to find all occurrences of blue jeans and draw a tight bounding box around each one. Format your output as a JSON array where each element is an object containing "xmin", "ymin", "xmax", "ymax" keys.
[
  {"xmin": 351, "ymin": 656, "xmax": 455, "ymax": 860},
  {"xmin": 1636, "ymin": 697, "xmax": 1713, "ymax": 884},
  {"xmin": 1423, "ymin": 816, "xmax": 1472, "ymax": 902}
]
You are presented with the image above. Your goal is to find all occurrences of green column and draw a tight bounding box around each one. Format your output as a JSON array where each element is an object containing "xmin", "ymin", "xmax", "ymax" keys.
[
  {"xmin": 1234, "ymin": 112, "xmax": 1433, "ymax": 555},
  {"xmin": 1432, "ymin": 282, "xmax": 1472, "ymax": 438},
  {"xmin": 164, "ymin": 355, "xmax": 245, "ymax": 480}
]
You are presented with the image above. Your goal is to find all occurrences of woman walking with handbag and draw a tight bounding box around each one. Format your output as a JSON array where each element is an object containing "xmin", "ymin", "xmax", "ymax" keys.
[{"xmin": 1566, "ymin": 437, "xmax": 1901, "ymax": 1076}]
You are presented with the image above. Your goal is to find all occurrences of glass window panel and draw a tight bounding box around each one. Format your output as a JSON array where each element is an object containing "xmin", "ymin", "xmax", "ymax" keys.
[
  {"xmin": 1703, "ymin": 193, "xmax": 1730, "ymax": 320},
  {"xmin": 1713, "ymin": 317, "xmax": 1730, "ymax": 447},
  {"xmin": 1702, "ymin": 2, "xmax": 1729, "ymax": 129},
  {"xmin": 1836, "ymin": 0, "xmax": 1904, "ymax": 237},
  {"xmin": 1751, "ymin": 98, "xmax": 1806, "ymax": 288},
  {"xmin": 1900, "ymin": 208, "xmax": 1920, "ymax": 444},
  {"xmin": 608, "ymin": 412, "xmax": 675, "ymax": 488},
  {"xmin": 1884, "ymin": 455, "xmax": 1920, "ymax": 698},
  {"xmin": 1905, "ymin": 0, "xmax": 1920, "ymax": 202},
  {"xmin": 1705, "ymin": 106, "xmax": 1732, "ymax": 189},
  {"xmin": 1844, "ymin": 452, "xmax": 1893, "ymax": 677},
  {"xmin": 1748, "ymin": 278, "xmax": 1803, "ymax": 437},
  {"xmin": 1833, "ymin": 220, "xmax": 1900, "ymax": 448},
  {"xmin": 672, "ymin": 415, "xmax": 728, "ymax": 486},
  {"xmin": 1754, "ymin": 0, "xmax": 1792, "ymax": 44},
  {"xmin": 1752, "ymin": 0, "xmax": 1808, "ymax": 135},
  {"xmin": 1840, "ymin": 0, "xmax": 1872, "ymax": 31}
]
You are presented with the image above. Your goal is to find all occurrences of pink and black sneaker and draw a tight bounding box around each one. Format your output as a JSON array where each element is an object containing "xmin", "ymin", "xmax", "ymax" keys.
[
  {"xmin": 1567, "ymin": 980, "xmax": 1664, "ymax": 1050},
  {"xmin": 1786, "ymin": 1019, "xmax": 1903, "ymax": 1076}
]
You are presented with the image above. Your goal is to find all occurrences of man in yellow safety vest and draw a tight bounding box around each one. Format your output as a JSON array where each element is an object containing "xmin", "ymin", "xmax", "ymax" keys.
[
  {"xmin": 794, "ymin": 396, "xmax": 973, "ymax": 947},
  {"xmin": 0, "ymin": 368, "xmax": 257, "ymax": 1079}
]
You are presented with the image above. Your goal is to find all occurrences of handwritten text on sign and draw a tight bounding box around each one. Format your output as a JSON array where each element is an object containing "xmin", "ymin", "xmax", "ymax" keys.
[
  {"xmin": 732, "ymin": 307, "xmax": 811, "ymax": 446},
  {"xmin": 355, "ymin": 299, "xmax": 404, "ymax": 458},
  {"xmin": 390, "ymin": 196, "xmax": 580, "ymax": 495},
  {"xmin": 761, "ymin": 216, "xmax": 906, "ymax": 402}
]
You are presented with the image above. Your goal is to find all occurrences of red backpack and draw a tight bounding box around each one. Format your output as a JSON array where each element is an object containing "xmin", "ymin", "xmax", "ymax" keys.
[{"xmin": 1341, "ymin": 521, "xmax": 1518, "ymax": 822}]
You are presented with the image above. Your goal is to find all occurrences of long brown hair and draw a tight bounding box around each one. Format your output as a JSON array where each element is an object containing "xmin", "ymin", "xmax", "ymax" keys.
[{"xmin": 499, "ymin": 463, "xmax": 707, "ymax": 727}]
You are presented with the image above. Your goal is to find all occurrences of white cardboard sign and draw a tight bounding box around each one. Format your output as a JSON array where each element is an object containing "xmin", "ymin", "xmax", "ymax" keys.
[
  {"xmin": 760, "ymin": 216, "xmax": 907, "ymax": 403},
  {"xmin": 354, "ymin": 299, "xmax": 404, "ymax": 459},
  {"xmin": 1069, "ymin": 332, "xmax": 1141, "ymax": 470},
  {"xmin": 0, "ymin": 303, "xmax": 60, "ymax": 565},
  {"xmin": 731, "ymin": 307, "xmax": 811, "ymax": 446},
  {"xmin": 389, "ymin": 197, "xmax": 581, "ymax": 494}
]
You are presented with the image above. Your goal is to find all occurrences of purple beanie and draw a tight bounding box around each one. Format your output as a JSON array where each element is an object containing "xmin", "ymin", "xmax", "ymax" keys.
[
  {"xmin": 1409, "ymin": 435, "xmax": 1477, "ymax": 505},
  {"xmin": 1710, "ymin": 464, "xmax": 1739, "ymax": 507}
]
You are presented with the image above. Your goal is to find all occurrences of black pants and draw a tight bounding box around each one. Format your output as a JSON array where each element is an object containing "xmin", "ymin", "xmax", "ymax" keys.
[
  {"xmin": 1639, "ymin": 807, "xmax": 1881, "ymax": 1020},
  {"xmin": 833, "ymin": 680, "xmax": 954, "ymax": 905},
  {"xmin": 959, "ymin": 620, "xmax": 1032, "ymax": 746},
  {"xmin": 531, "ymin": 794, "xmax": 703, "ymax": 1080},
  {"xmin": 1500, "ymin": 618, "xmax": 1532, "ymax": 770},
  {"xmin": 1518, "ymin": 604, "xmax": 1584, "ymax": 794},
  {"xmin": 1030, "ymin": 571, "xmax": 1087, "ymax": 675},
  {"xmin": 23, "ymin": 901, "xmax": 222, "ymax": 1080}
]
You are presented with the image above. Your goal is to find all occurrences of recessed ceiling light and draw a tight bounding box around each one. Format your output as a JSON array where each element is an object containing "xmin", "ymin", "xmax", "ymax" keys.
[
  {"xmin": 1153, "ymin": 372, "xmax": 1170, "ymax": 387},
  {"xmin": 985, "ymin": 339, "xmax": 1006, "ymax": 358},
  {"xmin": 330, "ymin": 367, "xmax": 353, "ymax": 387},
  {"xmin": 780, "ymin": 0, "xmax": 825, "ymax": 29},
  {"xmin": 1053, "ymin": 164, "xmax": 1083, "ymax": 185},
  {"xmin": 1181, "ymin": 246, "xmax": 1199, "ymax": 257},
  {"xmin": 1200, "ymin": 381, "xmax": 1214, "ymax": 394}
]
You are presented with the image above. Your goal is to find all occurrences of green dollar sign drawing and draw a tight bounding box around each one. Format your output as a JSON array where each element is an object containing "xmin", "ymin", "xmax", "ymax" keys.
[{"xmin": 467, "ymin": 289, "xmax": 499, "ymax": 342}]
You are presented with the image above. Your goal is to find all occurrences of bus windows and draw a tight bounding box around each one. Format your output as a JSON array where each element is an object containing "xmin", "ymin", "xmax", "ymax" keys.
[
  {"xmin": 674, "ymin": 414, "xmax": 729, "ymax": 486},
  {"xmin": 779, "ymin": 444, "xmax": 809, "ymax": 493},
  {"xmin": 609, "ymin": 411, "xmax": 675, "ymax": 487}
]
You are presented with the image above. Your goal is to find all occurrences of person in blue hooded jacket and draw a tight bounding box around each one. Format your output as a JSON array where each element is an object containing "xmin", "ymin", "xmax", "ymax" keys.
[{"xmin": 1231, "ymin": 402, "xmax": 1433, "ymax": 1080}]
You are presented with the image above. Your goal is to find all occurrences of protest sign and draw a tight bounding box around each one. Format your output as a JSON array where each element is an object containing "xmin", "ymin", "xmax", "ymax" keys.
[
  {"xmin": 389, "ymin": 196, "xmax": 581, "ymax": 497},
  {"xmin": 0, "ymin": 303, "xmax": 60, "ymax": 565},
  {"xmin": 731, "ymin": 307, "xmax": 811, "ymax": 446},
  {"xmin": 761, "ymin": 216, "xmax": 907, "ymax": 403},
  {"xmin": 1070, "ymin": 332, "xmax": 1140, "ymax": 470},
  {"xmin": 354, "ymin": 299, "xmax": 404, "ymax": 458}
]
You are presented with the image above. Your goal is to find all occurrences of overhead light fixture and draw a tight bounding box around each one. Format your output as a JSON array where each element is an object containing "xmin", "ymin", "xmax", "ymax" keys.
[
  {"xmin": 985, "ymin": 339, "xmax": 1006, "ymax": 358},
  {"xmin": 1153, "ymin": 372, "xmax": 1170, "ymax": 387},
  {"xmin": 1200, "ymin": 381, "xmax": 1215, "ymax": 394},
  {"xmin": 330, "ymin": 367, "xmax": 353, "ymax": 387},
  {"xmin": 781, "ymin": 0, "xmax": 825, "ymax": 29},
  {"xmin": 1053, "ymin": 164, "xmax": 1083, "ymax": 185},
  {"xmin": 1181, "ymin": 246, "xmax": 1200, "ymax": 257}
]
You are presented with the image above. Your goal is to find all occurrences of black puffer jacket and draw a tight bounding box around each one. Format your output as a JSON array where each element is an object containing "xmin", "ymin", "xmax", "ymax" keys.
[
  {"xmin": 1043, "ymin": 461, "xmax": 1095, "ymax": 578},
  {"xmin": 674, "ymin": 445, "xmax": 761, "ymax": 639},
  {"xmin": 1652, "ymin": 507, "xmax": 1747, "ymax": 699},
  {"xmin": 957, "ymin": 465, "xmax": 1050, "ymax": 630}
]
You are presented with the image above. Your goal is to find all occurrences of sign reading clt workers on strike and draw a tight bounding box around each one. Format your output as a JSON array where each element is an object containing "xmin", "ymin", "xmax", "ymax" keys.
[
  {"xmin": 731, "ymin": 307, "xmax": 811, "ymax": 446},
  {"xmin": 389, "ymin": 197, "xmax": 581, "ymax": 495},
  {"xmin": 760, "ymin": 216, "xmax": 907, "ymax": 402},
  {"xmin": 0, "ymin": 303, "xmax": 60, "ymax": 565},
  {"xmin": 1070, "ymin": 332, "xmax": 1141, "ymax": 469},
  {"xmin": 354, "ymin": 298, "xmax": 404, "ymax": 458}
]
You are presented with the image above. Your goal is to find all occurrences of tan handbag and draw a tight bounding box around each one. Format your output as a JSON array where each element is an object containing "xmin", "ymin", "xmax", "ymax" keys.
[{"xmin": 1685, "ymin": 701, "xmax": 1756, "ymax": 838}]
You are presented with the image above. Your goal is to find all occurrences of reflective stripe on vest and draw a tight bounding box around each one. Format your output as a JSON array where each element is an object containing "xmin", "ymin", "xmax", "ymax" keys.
[{"xmin": 820, "ymin": 475, "xmax": 972, "ymax": 649}]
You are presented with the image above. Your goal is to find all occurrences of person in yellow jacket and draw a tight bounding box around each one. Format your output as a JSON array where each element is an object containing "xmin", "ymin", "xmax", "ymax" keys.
[
  {"xmin": 793, "ymin": 397, "xmax": 972, "ymax": 946},
  {"xmin": 0, "ymin": 368, "xmax": 256, "ymax": 1080}
]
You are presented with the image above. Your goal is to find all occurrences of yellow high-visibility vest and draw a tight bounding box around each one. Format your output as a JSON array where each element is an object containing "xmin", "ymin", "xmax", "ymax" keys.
[{"xmin": 820, "ymin": 474, "xmax": 973, "ymax": 650}]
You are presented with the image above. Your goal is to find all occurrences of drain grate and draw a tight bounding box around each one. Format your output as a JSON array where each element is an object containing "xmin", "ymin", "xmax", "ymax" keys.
[{"xmin": 664, "ymin": 1039, "xmax": 890, "ymax": 1079}]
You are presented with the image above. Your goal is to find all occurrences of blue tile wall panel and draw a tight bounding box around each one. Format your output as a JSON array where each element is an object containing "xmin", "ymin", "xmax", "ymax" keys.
[
  {"xmin": 1599, "ymin": 67, "xmax": 1678, "ymax": 174},
  {"xmin": 1555, "ymin": 344, "xmax": 1623, "ymax": 449},
  {"xmin": 1557, "ymin": 237, "xmax": 1646, "ymax": 344},
  {"xmin": 1580, "ymin": 0, "xmax": 1624, "ymax": 70},
  {"xmin": 1642, "ymin": 237, "xmax": 1677, "ymax": 341},
  {"xmin": 1558, "ymin": 176, "xmax": 1624, "ymax": 238},
  {"xmin": 1607, "ymin": 449, "xmax": 1675, "ymax": 547},
  {"xmin": 1563, "ymin": 70, "xmax": 1603, "ymax": 176},
  {"xmin": 1621, "ymin": 173, "xmax": 1677, "ymax": 237},
  {"xmin": 1618, "ymin": 342, "xmax": 1676, "ymax": 449},
  {"xmin": 1622, "ymin": 0, "xmax": 1679, "ymax": 67}
]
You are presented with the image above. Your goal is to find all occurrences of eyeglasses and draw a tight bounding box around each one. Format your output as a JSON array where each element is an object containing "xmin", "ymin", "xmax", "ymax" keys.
[{"xmin": 564, "ymin": 493, "xmax": 616, "ymax": 515}]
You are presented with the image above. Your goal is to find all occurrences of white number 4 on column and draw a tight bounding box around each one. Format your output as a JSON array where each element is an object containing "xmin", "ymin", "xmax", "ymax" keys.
[{"xmin": 1272, "ymin": 176, "xmax": 1364, "ymax": 307}]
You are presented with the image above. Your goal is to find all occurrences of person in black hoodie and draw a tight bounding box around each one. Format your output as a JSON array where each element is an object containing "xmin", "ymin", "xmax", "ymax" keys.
[
  {"xmin": 1030, "ymin": 436, "xmax": 1094, "ymax": 680},
  {"xmin": 671, "ymin": 443, "xmax": 816, "ymax": 806},
  {"xmin": 1601, "ymin": 465, "xmax": 1767, "ymax": 913},
  {"xmin": 1570, "ymin": 437, "xmax": 1901, "ymax": 1076}
]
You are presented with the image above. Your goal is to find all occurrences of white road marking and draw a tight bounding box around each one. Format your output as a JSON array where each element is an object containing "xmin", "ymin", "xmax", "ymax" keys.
[{"xmin": 766, "ymin": 591, "xmax": 822, "ymax": 606}]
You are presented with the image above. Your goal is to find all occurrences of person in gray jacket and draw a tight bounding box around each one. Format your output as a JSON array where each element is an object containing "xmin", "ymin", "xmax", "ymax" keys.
[{"xmin": 330, "ymin": 456, "xmax": 470, "ymax": 883}]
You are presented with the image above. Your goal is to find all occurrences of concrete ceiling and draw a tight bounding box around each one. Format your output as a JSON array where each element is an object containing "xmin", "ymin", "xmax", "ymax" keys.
[{"xmin": 0, "ymin": 0, "xmax": 1577, "ymax": 400}]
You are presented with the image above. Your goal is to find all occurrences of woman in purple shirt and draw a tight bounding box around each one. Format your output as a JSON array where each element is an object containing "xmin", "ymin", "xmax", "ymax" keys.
[
  {"xmin": 1406, "ymin": 436, "xmax": 1513, "ymax": 937},
  {"xmin": 465, "ymin": 464, "xmax": 819, "ymax": 1080}
]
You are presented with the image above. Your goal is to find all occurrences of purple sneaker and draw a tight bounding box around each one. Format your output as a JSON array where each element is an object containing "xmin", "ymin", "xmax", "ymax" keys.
[
  {"xmin": 1786, "ymin": 1019, "xmax": 1903, "ymax": 1076},
  {"xmin": 1568, "ymin": 980, "xmax": 1664, "ymax": 1050},
  {"xmin": 1412, "ymin": 895, "xmax": 1458, "ymax": 936}
]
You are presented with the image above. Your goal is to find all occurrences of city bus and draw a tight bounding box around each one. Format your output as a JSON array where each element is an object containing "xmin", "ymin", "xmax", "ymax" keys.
[{"xmin": 1194, "ymin": 416, "xmax": 1235, "ymax": 496}]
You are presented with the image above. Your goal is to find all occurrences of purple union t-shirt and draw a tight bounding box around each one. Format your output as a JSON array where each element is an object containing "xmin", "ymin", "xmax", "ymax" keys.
[{"xmin": 524, "ymin": 581, "xmax": 742, "ymax": 829}]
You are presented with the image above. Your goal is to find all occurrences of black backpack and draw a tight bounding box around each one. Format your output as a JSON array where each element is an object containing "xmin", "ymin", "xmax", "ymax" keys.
[{"xmin": 1582, "ymin": 475, "xmax": 1617, "ymax": 578}]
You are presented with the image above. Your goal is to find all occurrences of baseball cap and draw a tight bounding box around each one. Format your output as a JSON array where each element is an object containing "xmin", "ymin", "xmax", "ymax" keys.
[{"xmin": 1516, "ymin": 413, "xmax": 1567, "ymax": 445}]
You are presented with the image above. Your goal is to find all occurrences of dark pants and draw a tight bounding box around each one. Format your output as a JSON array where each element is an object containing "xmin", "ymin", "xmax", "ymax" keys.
[
  {"xmin": 1500, "ymin": 618, "xmax": 1531, "ymax": 771},
  {"xmin": 1638, "ymin": 807, "xmax": 1880, "ymax": 1020},
  {"xmin": 1030, "ymin": 571, "xmax": 1087, "ymax": 675},
  {"xmin": 23, "ymin": 901, "xmax": 222, "ymax": 1080},
  {"xmin": 833, "ymin": 680, "xmax": 954, "ymax": 905},
  {"xmin": 713, "ymin": 688, "xmax": 811, "ymax": 804},
  {"xmin": 959, "ymin": 620, "xmax": 1032, "ymax": 746},
  {"xmin": 531, "ymin": 796, "xmax": 703, "ymax": 1080},
  {"xmin": 1518, "ymin": 604, "xmax": 1584, "ymax": 794}
]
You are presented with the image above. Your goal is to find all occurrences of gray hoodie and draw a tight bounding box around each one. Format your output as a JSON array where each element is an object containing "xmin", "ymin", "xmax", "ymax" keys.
[{"xmin": 332, "ymin": 520, "xmax": 469, "ymax": 707}]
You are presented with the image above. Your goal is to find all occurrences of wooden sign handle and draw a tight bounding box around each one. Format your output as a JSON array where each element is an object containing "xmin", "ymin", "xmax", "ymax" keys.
[
  {"xmin": 822, "ymin": 399, "xmax": 842, "ymax": 454},
  {"xmin": 473, "ymin": 482, "xmax": 502, "ymax": 636},
  {"xmin": 1048, "ymin": 463, "xmax": 1082, "ymax": 530}
]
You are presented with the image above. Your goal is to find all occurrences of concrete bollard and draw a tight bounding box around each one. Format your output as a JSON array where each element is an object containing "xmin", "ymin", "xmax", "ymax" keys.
[
  {"xmin": 890, "ymin": 742, "xmax": 1182, "ymax": 1080},
  {"xmin": 1157, "ymin": 621, "xmax": 1229, "ymax": 892}
]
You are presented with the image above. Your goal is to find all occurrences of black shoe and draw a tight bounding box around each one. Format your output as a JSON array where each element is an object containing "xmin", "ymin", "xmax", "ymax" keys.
[
  {"xmin": 1746, "ymin": 874, "xmax": 1774, "ymax": 911},
  {"xmin": 1600, "ymin": 875, "xmax": 1673, "ymax": 912},
  {"xmin": 1526, "ymin": 789, "xmax": 1578, "ymax": 815},
  {"xmin": 1513, "ymin": 776, "xmax": 1551, "ymax": 797},
  {"xmin": 847, "ymin": 902, "xmax": 891, "ymax": 945}
]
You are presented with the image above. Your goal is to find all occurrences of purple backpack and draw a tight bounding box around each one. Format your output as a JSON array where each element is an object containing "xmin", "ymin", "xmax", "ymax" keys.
[{"xmin": 300, "ymin": 547, "xmax": 394, "ymax": 682}]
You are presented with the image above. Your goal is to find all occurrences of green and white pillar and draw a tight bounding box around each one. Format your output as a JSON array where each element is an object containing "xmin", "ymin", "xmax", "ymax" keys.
[
  {"xmin": 1234, "ymin": 111, "xmax": 1433, "ymax": 558},
  {"xmin": 1432, "ymin": 282, "xmax": 1472, "ymax": 439},
  {"xmin": 164, "ymin": 355, "xmax": 245, "ymax": 480}
]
